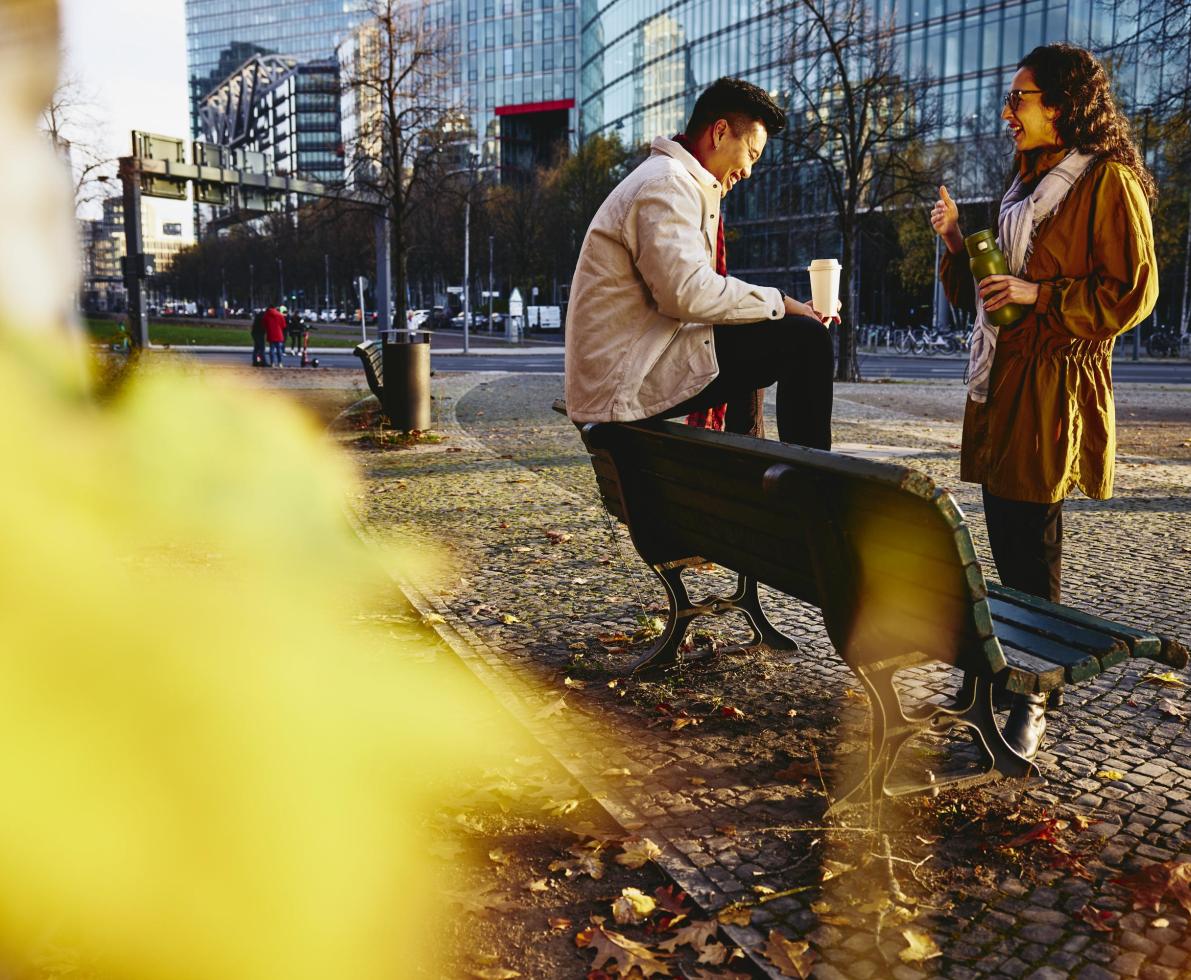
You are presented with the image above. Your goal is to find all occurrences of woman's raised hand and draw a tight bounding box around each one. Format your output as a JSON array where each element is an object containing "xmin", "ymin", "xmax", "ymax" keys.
[{"xmin": 930, "ymin": 185, "xmax": 963, "ymax": 253}]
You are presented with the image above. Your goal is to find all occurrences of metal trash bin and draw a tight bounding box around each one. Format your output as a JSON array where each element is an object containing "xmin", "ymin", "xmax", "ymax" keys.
[{"xmin": 381, "ymin": 333, "xmax": 431, "ymax": 431}]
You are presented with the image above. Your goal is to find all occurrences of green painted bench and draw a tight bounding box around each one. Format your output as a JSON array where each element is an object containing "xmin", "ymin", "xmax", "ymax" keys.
[
  {"xmin": 566, "ymin": 410, "xmax": 1188, "ymax": 806},
  {"xmin": 353, "ymin": 340, "xmax": 384, "ymax": 401}
]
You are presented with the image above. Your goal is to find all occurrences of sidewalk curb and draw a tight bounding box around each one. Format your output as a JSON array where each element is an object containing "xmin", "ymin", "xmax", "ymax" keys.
[{"xmin": 335, "ymin": 387, "xmax": 789, "ymax": 980}]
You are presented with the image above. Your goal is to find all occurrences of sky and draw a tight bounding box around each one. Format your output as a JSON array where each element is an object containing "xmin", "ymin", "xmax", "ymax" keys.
[{"xmin": 61, "ymin": 0, "xmax": 192, "ymax": 236}]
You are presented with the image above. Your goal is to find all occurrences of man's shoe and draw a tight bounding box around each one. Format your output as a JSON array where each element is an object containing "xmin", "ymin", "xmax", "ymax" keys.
[{"xmin": 1003, "ymin": 692, "xmax": 1047, "ymax": 760}]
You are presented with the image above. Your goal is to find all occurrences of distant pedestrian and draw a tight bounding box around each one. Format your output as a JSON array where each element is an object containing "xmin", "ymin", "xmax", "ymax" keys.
[
  {"xmin": 262, "ymin": 305, "xmax": 287, "ymax": 367},
  {"xmin": 250, "ymin": 309, "xmax": 267, "ymax": 367}
]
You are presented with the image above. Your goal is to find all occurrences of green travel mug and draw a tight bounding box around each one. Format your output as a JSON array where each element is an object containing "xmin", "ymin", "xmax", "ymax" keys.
[{"xmin": 965, "ymin": 229, "xmax": 1027, "ymax": 327}]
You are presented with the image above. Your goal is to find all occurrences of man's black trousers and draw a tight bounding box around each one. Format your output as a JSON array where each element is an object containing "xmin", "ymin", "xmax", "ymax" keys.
[{"xmin": 650, "ymin": 314, "xmax": 835, "ymax": 450}]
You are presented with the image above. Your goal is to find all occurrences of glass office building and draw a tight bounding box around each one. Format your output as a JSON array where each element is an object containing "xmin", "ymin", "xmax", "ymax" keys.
[
  {"xmin": 579, "ymin": 0, "xmax": 1168, "ymax": 310},
  {"xmin": 185, "ymin": 0, "xmax": 364, "ymax": 139},
  {"xmin": 427, "ymin": 0, "xmax": 581, "ymax": 177}
]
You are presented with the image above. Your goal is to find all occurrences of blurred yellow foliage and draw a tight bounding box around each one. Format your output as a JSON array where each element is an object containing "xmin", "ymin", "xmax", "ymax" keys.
[{"xmin": 0, "ymin": 337, "xmax": 497, "ymax": 979}]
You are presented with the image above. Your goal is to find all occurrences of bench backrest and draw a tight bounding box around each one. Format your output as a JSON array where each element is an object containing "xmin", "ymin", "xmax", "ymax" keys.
[
  {"xmin": 581, "ymin": 419, "xmax": 1007, "ymax": 678},
  {"xmin": 353, "ymin": 340, "xmax": 383, "ymax": 399}
]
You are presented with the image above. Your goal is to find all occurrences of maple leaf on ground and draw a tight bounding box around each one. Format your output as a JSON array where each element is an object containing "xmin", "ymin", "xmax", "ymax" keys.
[
  {"xmin": 718, "ymin": 705, "xmax": 747, "ymax": 721},
  {"xmin": 1077, "ymin": 905, "xmax": 1117, "ymax": 932},
  {"xmin": 1002, "ymin": 817, "xmax": 1070, "ymax": 850},
  {"xmin": 549, "ymin": 852, "xmax": 605, "ymax": 880},
  {"xmin": 657, "ymin": 919, "xmax": 718, "ymax": 953},
  {"xmin": 717, "ymin": 903, "xmax": 753, "ymax": 927},
  {"xmin": 1097, "ymin": 769, "xmax": 1125, "ymax": 781},
  {"xmin": 758, "ymin": 930, "xmax": 815, "ymax": 979},
  {"xmin": 542, "ymin": 798, "xmax": 581, "ymax": 818},
  {"xmin": 1113, "ymin": 860, "xmax": 1191, "ymax": 914},
  {"xmin": 653, "ymin": 884, "xmax": 693, "ymax": 916},
  {"xmin": 774, "ymin": 760, "xmax": 819, "ymax": 783},
  {"xmin": 899, "ymin": 928, "xmax": 942, "ymax": 964},
  {"xmin": 670, "ymin": 717, "xmax": 701, "ymax": 732},
  {"xmin": 575, "ymin": 919, "xmax": 672, "ymax": 977},
  {"xmin": 1158, "ymin": 698, "xmax": 1187, "ymax": 719},
  {"xmin": 534, "ymin": 697, "xmax": 567, "ymax": 720},
  {"xmin": 616, "ymin": 837, "xmax": 663, "ymax": 869},
  {"xmin": 1140, "ymin": 671, "xmax": 1188, "ymax": 688},
  {"xmin": 696, "ymin": 942, "xmax": 736, "ymax": 965},
  {"xmin": 612, "ymin": 887, "xmax": 657, "ymax": 925},
  {"xmin": 501, "ymin": 612, "xmax": 522, "ymax": 625}
]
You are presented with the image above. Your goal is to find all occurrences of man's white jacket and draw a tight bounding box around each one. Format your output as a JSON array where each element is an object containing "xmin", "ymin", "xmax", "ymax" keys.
[{"xmin": 564, "ymin": 136, "xmax": 784, "ymax": 423}]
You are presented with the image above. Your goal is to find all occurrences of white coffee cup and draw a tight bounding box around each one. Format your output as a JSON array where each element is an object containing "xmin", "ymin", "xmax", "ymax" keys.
[{"xmin": 807, "ymin": 258, "xmax": 841, "ymax": 319}]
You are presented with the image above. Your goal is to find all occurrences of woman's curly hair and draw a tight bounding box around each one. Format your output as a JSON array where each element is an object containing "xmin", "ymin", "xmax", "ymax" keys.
[{"xmin": 1019, "ymin": 43, "xmax": 1156, "ymax": 201}]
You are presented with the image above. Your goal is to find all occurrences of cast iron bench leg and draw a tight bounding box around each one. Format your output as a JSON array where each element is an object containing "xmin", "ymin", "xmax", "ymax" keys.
[
  {"xmin": 728, "ymin": 574, "xmax": 799, "ymax": 652},
  {"xmin": 828, "ymin": 661, "xmax": 1038, "ymax": 813},
  {"xmin": 628, "ymin": 565, "xmax": 800, "ymax": 675}
]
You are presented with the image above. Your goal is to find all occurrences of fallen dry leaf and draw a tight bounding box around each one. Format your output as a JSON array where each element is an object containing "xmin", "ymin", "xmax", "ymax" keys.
[
  {"xmin": 657, "ymin": 918, "xmax": 718, "ymax": 952},
  {"xmin": 758, "ymin": 930, "xmax": 815, "ymax": 978},
  {"xmin": 488, "ymin": 848, "xmax": 512, "ymax": 865},
  {"xmin": 670, "ymin": 717, "xmax": 701, "ymax": 732},
  {"xmin": 1076, "ymin": 905, "xmax": 1116, "ymax": 932},
  {"xmin": 718, "ymin": 705, "xmax": 747, "ymax": 721},
  {"xmin": 467, "ymin": 969, "xmax": 520, "ymax": 980},
  {"xmin": 545, "ymin": 529, "xmax": 572, "ymax": 544},
  {"xmin": 1153, "ymin": 917, "xmax": 1170, "ymax": 928},
  {"xmin": 501, "ymin": 612, "xmax": 522, "ymax": 625},
  {"xmin": 774, "ymin": 760, "xmax": 819, "ymax": 783},
  {"xmin": 526, "ymin": 878, "xmax": 549, "ymax": 893},
  {"xmin": 564, "ymin": 676, "xmax": 587, "ymax": 689},
  {"xmin": 1158, "ymin": 698, "xmax": 1187, "ymax": 719},
  {"xmin": 601, "ymin": 767, "xmax": 631, "ymax": 777},
  {"xmin": 421, "ymin": 612, "xmax": 446, "ymax": 625},
  {"xmin": 612, "ymin": 887, "xmax": 657, "ymax": 925},
  {"xmin": 534, "ymin": 697, "xmax": 567, "ymax": 720},
  {"xmin": 549, "ymin": 852, "xmax": 605, "ymax": 880},
  {"xmin": 821, "ymin": 859, "xmax": 855, "ymax": 881},
  {"xmin": 689, "ymin": 970, "xmax": 751, "ymax": 980},
  {"xmin": 575, "ymin": 918, "xmax": 671, "ymax": 977},
  {"xmin": 1097, "ymin": 769, "xmax": 1125, "ymax": 781},
  {"xmin": 1113, "ymin": 860, "xmax": 1191, "ymax": 914},
  {"xmin": 716, "ymin": 903, "xmax": 753, "ymax": 926},
  {"xmin": 547, "ymin": 916, "xmax": 572, "ymax": 931},
  {"xmin": 542, "ymin": 798, "xmax": 581, "ymax": 818},
  {"xmin": 688, "ymin": 776, "xmax": 706, "ymax": 786},
  {"xmin": 616, "ymin": 837, "xmax": 663, "ymax": 869},
  {"xmin": 696, "ymin": 942, "xmax": 734, "ymax": 965},
  {"xmin": 1140, "ymin": 672, "xmax": 1188, "ymax": 688},
  {"xmin": 653, "ymin": 885, "xmax": 693, "ymax": 916},
  {"xmin": 899, "ymin": 927, "xmax": 942, "ymax": 963},
  {"xmin": 444, "ymin": 886, "xmax": 519, "ymax": 915}
]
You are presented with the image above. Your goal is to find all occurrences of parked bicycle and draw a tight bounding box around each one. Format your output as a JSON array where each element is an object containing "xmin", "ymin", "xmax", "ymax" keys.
[{"xmin": 1146, "ymin": 324, "xmax": 1184, "ymax": 358}]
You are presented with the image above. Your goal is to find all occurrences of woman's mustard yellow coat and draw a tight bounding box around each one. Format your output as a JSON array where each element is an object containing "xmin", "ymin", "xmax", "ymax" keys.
[{"xmin": 940, "ymin": 152, "xmax": 1158, "ymax": 504}]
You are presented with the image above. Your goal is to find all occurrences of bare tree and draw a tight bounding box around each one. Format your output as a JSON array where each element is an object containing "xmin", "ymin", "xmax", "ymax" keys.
[
  {"xmin": 339, "ymin": 0, "xmax": 463, "ymax": 326},
  {"xmin": 40, "ymin": 72, "xmax": 113, "ymax": 212},
  {"xmin": 780, "ymin": 0, "xmax": 946, "ymax": 380}
]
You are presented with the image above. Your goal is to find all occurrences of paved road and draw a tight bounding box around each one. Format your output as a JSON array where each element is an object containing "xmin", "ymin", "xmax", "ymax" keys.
[{"xmin": 179, "ymin": 347, "xmax": 1191, "ymax": 383}]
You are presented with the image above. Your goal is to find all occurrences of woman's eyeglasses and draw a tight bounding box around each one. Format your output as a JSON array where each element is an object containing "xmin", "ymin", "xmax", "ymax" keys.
[{"xmin": 1003, "ymin": 89, "xmax": 1043, "ymax": 112}]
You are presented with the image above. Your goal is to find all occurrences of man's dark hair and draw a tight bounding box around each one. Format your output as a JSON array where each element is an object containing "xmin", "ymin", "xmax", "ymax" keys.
[{"xmin": 685, "ymin": 77, "xmax": 786, "ymax": 139}]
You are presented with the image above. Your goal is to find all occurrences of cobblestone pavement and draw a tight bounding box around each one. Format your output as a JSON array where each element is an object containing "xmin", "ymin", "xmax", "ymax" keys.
[{"xmin": 344, "ymin": 372, "xmax": 1191, "ymax": 980}]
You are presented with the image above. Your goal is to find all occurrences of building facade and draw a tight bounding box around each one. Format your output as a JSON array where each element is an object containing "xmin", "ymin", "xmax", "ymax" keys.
[
  {"xmin": 578, "ymin": 0, "xmax": 1166, "ymax": 314},
  {"xmin": 81, "ymin": 197, "xmax": 193, "ymax": 312}
]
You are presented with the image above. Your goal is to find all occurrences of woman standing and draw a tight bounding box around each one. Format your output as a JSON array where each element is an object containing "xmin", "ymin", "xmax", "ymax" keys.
[{"xmin": 930, "ymin": 44, "xmax": 1158, "ymax": 759}]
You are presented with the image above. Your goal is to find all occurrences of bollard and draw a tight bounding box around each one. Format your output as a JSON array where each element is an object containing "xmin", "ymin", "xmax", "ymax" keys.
[{"xmin": 381, "ymin": 333, "xmax": 431, "ymax": 431}]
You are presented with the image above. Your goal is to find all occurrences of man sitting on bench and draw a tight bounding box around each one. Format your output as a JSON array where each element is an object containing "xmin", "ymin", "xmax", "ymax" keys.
[{"xmin": 564, "ymin": 77, "xmax": 837, "ymax": 448}]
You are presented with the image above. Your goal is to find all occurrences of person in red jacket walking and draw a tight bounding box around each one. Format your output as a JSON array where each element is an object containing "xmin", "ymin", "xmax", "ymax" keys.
[{"xmin": 262, "ymin": 305, "xmax": 287, "ymax": 367}]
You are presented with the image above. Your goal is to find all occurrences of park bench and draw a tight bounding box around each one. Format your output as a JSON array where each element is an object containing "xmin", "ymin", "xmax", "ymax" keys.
[
  {"xmin": 353, "ymin": 340, "xmax": 384, "ymax": 402},
  {"xmin": 563, "ymin": 408, "xmax": 1188, "ymax": 807}
]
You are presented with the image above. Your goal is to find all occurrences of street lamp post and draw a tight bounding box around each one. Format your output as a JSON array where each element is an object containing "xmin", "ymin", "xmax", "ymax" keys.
[
  {"xmin": 249, "ymin": 262, "xmax": 255, "ymax": 311},
  {"xmin": 276, "ymin": 257, "xmax": 284, "ymax": 306},
  {"xmin": 463, "ymin": 194, "xmax": 471, "ymax": 354},
  {"xmin": 488, "ymin": 234, "xmax": 494, "ymax": 333}
]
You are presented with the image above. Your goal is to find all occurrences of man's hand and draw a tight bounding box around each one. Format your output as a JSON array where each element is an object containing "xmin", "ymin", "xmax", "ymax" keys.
[
  {"xmin": 977, "ymin": 274, "xmax": 1039, "ymax": 313},
  {"xmin": 785, "ymin": 294, "xmax": 841, "ymax": 325},
  {"xmin": 930, "ymin": 185, "xmax": 964, "ymax": 254}
]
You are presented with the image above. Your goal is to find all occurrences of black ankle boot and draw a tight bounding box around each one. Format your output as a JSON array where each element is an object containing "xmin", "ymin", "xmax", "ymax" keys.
[{"xmin": 1003, "ymin": 692, "xmax": 1047, "ymax": 760}]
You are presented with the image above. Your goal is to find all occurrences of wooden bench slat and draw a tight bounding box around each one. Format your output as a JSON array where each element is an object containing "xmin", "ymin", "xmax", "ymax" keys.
[
  {"xmin": 1000, "ymin": 644, "xmax": 1067, "ymax": 694},
  {"xmin": 989, "ymin": 597, "xmax": 1129, "ymax": 669},
  {"xmin": 988, "ymin": 583, "xmax": 1162, "ymax": 659},
  {"xmin": 991, "ymin": 622, "xmax": 1102, "ymax": 683}
]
